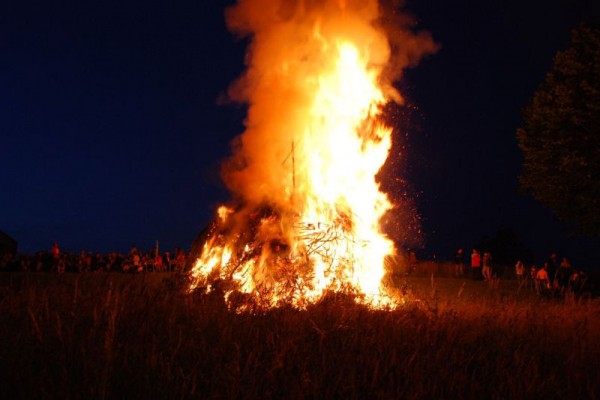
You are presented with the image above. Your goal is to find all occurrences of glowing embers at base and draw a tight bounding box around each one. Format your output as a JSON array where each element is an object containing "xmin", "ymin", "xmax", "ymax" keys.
[{"xmin": 189, "ymin": 201, "xmax": 398, "ymax": 310}]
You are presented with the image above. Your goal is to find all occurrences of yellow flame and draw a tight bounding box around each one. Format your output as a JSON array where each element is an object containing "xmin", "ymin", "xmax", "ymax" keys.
[
  {"xmin": 299, "ymin": 41, "xmax": 393, "ymax": 296},
  {"xmin": 217, "ymin": 205, "xmax": 233, "ymax": 223},
  {"xmin": 188, "ymin": 1, "xmax": 419, "ymax": 310}
]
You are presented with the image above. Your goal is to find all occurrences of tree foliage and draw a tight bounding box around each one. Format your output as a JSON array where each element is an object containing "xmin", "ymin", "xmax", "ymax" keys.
[
  {"xmin": 517, "ymin": 24, "xmax": 600, "ymax": 235},
  {"xmin": 475, "ymin": 228, "xmax": 533, "ymax": 265}
]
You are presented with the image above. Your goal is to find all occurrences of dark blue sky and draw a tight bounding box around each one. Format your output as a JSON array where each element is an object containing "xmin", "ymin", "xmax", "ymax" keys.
[{"xmin": 1, "ymin": 0, "xmax": 599, "ymax": 266}]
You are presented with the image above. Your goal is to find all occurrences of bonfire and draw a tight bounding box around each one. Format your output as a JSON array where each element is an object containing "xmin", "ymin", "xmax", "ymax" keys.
[{"xmin": 189, "ymin": 0, "xmax": 436, "ymax": 310}]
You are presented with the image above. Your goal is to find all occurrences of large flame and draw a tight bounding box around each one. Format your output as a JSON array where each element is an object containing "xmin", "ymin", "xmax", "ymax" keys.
[{"xmin": 190, "ymin": 0, "xmax": 436, "ymax": 310}]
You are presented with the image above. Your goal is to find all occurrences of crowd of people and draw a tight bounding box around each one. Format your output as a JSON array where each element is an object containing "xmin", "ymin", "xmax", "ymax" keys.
[
  {"xmin": 0, "ymin": 241, "xmax": 190, "ymax": 274},
  {"xmin": 515, "ymin": 253, "xmax": 588, "ymax": 295},
  {"xmin": 0, "ymin": 241, "xmax": 592, "ymax": 296},
  {"xmin": 453, "ymin": 248, "xmax": 588, "ymax": 295}
]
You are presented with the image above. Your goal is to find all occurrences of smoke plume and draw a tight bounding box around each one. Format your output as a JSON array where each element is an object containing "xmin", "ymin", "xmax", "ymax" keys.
[{"xmin": 221, "ymin": 0, "xmax": 437, "ymax": 208}]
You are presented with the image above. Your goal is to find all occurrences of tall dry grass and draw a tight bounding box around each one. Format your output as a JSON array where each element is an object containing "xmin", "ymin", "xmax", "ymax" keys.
[{"xmin": 0, "ymin": 273, "xmax": 598, "ymax": 399}]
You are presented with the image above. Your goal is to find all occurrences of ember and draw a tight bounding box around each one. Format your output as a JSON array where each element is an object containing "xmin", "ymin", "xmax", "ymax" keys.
[{"xmin": 190, "ymin": 0, "xmax": 436, "ymax": 310}]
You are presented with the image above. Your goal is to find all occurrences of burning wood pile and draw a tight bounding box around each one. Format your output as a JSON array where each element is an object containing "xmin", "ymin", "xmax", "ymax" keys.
[
  {"xmin": 190, "ymin": 202, "xmax": 375, "ymax": 308},
  {"xmin": 189, "ymin": 0, "xmax": 436, "ymax": 310}
]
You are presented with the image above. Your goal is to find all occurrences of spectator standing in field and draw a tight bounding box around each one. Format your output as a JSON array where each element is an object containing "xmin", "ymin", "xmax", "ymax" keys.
[
  {"xmin": 85, "ymin": 252, "xmax": 93, "ymax": 271},
  {"xmin": 164, "ymin": 251, "xmax": 172, "ymax": 272},
  {"xmin": 482, "ymin": 251, "xmax": 493, "ymax": 281},
  {"xmin": 105, "ymin": 253, "xmax": 114, "ymax": 272},
  {"xmin": 535, "ymin": 263, "xmax": 551, "ymax": 294},
  {"xmin": 77, "ymin": 251, "xmax": 86, "ymax": 272},
  {"xmin": 569, "ymin": 269, "xmax": 587, "ymax": 293},
  {"xmin": 515, "ymin": 259, "xmax": 525, "ymax": 284},
  {"xmin": 20, "ymin": 256, "xmax": 30, "ymax": 272},
  {"xmin": 129, "ymin": 245, "xmax": 139, "ymax": 258},
  {"xmin": 133, "ymin": 252, "xmax": 142, "ymax": 272},
  {"xmin": 57, "ymin": 256, "xmax": 66, "ymax": 274},
  {"xmin": 528, "ymin": 264, "xmax": 537, "ymax": 290},
  {"xmin": 471, "ymin": 249, "xmax": 481, "ymax": 280},
  {"xmin": 175, "ymin": 248, "xmax": 187, "ymax": 273},
  {"xmin": 548, "ymin": 253, "xmax": 559, "ymax": 286},
  {"xmin": 154, "ymin": 252, "xmax": 164, "ymax": 272},
  {"xmin": 556, "ymin": 257, "xmax": 573, "ymax": 291},
  {"xmin": 51, "ymin": 241, "xmax": 60, "ymax": 270},
  {"xmin": 454, "ymin": 248, "xmax": 464, "ymax": 277},
  {"xmin": 35, "ymin": 253, "xmax": 44, "ymax": 271}
]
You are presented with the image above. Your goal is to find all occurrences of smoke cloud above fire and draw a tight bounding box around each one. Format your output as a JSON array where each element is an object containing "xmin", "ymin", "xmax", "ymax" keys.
[{"xmin": 221, "ymin": 0, "xmax": 437, "ymax": 207}]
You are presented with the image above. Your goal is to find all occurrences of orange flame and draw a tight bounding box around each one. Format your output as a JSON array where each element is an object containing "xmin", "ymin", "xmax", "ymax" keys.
[{"xmin": 190, "ymin": 0, "xmax": 436, "ymax": 310}]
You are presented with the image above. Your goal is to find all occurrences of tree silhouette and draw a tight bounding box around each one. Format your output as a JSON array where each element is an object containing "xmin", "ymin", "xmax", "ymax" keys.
[
  {"xmin": 475, "ymin": 228, "xmax": 533, "ymax": 266},
  {"xmin": 517, "ymin": 24, "xmax": 600, "ymax": 235}
]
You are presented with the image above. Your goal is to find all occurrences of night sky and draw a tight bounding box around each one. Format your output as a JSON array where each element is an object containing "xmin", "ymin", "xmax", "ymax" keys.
[{"xmin": 2, "ymin": 0, "xmax": 599, "ymax": 267}]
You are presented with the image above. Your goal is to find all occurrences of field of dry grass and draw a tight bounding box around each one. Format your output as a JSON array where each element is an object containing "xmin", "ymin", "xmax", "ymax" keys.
[{"xmin": 0, "ymin": 272, "xmax": 598, "ymax": 399}]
